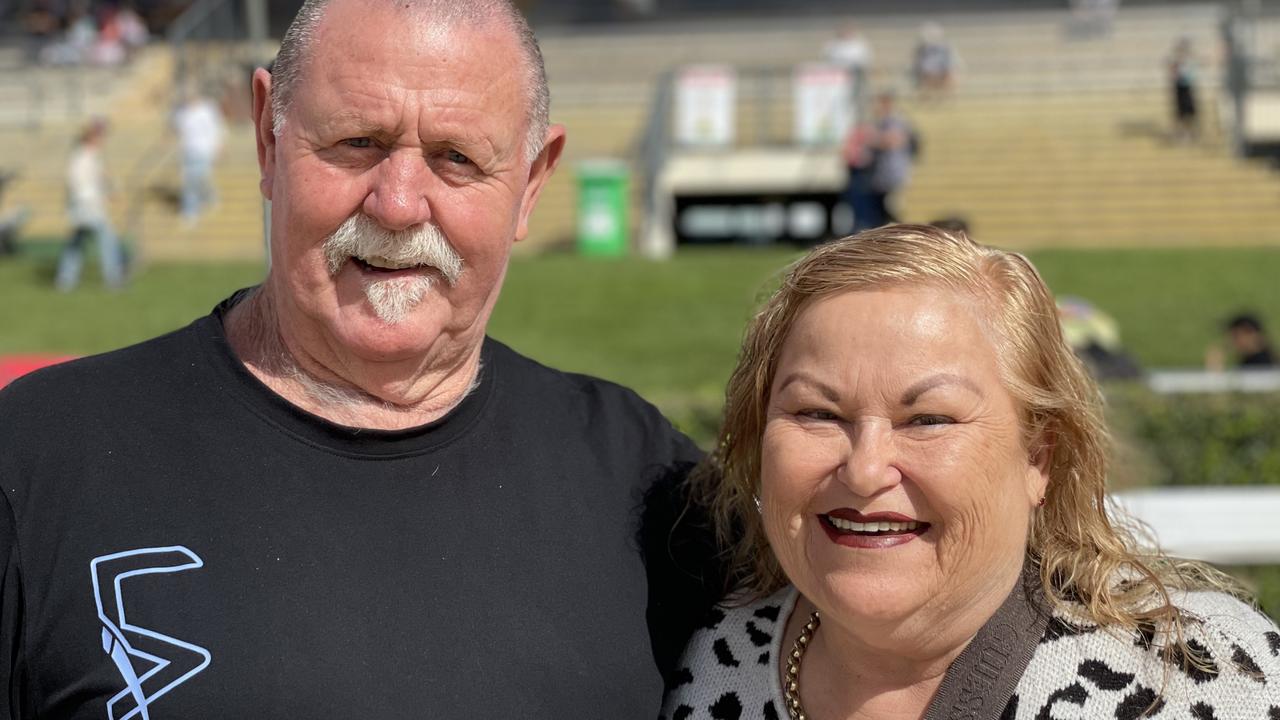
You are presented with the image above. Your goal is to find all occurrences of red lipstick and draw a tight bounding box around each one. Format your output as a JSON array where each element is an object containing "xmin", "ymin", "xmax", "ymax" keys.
[{"xmin": 818, "ymin": 509, "xmax": 930, "ymax": 549}]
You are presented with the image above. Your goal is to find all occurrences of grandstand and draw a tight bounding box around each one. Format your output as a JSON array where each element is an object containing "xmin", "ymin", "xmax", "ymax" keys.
[{"xmin": 0, "ymin": 1, "xmax": 1278, "ymax": 262}]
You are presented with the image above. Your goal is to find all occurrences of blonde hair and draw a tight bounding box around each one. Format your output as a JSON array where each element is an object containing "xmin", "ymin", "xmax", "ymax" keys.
[{"xmin": 692, "ymin": 224, "xmax": 1243, "ymax": 644}]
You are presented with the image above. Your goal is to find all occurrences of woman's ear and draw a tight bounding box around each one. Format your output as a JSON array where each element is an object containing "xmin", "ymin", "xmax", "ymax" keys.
[{"xmin": 1026, "ymin": 433, "xmax": 1053, "ymax": 506}]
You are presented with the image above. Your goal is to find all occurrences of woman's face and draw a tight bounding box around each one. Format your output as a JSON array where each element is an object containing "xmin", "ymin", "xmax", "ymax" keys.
[{"xmin": 760, "ymin": 286, "xmax": 1048, "ymax": 646}]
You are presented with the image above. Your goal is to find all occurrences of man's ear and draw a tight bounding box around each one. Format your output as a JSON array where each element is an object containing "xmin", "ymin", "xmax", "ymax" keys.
[
  {"xmin": 251, "ymin": 67, "xmax": 277, "ymax": 201},
  {"xmin": 514, "ymin": 123, "xmax": 566, "ymax": 243}
]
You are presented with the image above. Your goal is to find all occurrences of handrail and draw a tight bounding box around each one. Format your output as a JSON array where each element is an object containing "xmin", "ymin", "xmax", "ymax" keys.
[
  {"xmin": 122, "ymin": 136, "xmax": 176, "ymax": 266},
  {"xmin": 634, "ymin": 70, "xmax": 675, "ymax": 257}
]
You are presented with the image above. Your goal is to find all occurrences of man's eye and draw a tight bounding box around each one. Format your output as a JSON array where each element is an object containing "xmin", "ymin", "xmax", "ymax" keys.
[
  {"xmin": 909, "ymin": 414, "xmax": 954, "ymax": 427},
  {"xmin": 343, "ymin": 137, "xmax": 373, "ymax": 148},
  {"xmin": 445, "ymin": 150, "xmax": 471, "ymax": 164}
]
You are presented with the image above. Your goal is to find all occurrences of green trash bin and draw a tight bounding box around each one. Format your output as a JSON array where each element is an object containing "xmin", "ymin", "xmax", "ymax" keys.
[{"xmin": 576, "ymin": 159, "xmax": 629, "ymax": 257}]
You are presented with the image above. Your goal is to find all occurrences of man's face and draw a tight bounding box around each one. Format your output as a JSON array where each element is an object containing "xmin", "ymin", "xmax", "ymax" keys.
[{"xmin": 253, "ymin": 1, "xmax": 561, "ymax": 364}]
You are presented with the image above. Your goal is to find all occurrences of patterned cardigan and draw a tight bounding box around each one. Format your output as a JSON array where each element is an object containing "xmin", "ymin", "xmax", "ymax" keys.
[{"xmin": 661, "ymin": 585, "xmax": 1280, "ymax": 719}]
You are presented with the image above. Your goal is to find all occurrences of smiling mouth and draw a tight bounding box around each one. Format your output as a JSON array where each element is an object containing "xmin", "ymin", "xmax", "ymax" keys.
[
  {"xmin": 819, "ymin": 514, "xmax": 930, "ymax": 537},
  {"xmin": 819, "ymin": 509, "xmax": 931, "ymax": 543},
  {"xmin": 351, "ymin": 255, "xmax": 429, "ymax": 274}
]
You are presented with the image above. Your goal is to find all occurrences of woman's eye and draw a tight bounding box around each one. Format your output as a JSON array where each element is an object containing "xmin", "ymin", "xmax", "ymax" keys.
[
  {"xmin": 909, "ymin": 414, "xmax": 954, "ymax": 427},
  {"xmin": 343, "ymin": 137, "xmax": 373, "ymax": 148},
  {"xmin": 798, "ymin": 408, "xmax": 839, "ymax": 421}
]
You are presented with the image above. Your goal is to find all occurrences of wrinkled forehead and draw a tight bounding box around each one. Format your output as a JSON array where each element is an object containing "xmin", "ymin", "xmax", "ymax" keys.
[{"xmin": 306, "ymin": 1, "xmax": 524, "ymax": 92}]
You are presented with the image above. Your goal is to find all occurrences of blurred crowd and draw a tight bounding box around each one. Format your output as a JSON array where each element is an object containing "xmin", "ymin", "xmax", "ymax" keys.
[{"xmin": 17, "ymin": 0, "xmax": 191, "ymax": 66}]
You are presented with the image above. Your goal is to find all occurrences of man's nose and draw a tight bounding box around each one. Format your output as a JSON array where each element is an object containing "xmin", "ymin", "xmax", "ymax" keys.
[
  {"xmin": 362, "ymin": 151, "xmax": 432, "ymax": 232},
  {"xmin": 836, "ymin": 421, "xmax": 902, "ymax": 498}
]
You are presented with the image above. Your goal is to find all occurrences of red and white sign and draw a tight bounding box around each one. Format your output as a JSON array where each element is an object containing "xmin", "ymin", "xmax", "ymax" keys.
[
  {"xmin": 675, "ymin": 65, "xmax": 736, "ymax": 147},
  {"xmin": 793, "ymin": 63, "xmax": 853, "ymax": 145}
]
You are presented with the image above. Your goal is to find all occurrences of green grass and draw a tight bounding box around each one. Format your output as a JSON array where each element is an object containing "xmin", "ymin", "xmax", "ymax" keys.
[
  {"xmin": 1031, "ymin": 247, "xmax": 1280, "ymax": 369},
  {"xmin": 0, "ymin": 243, "xmax": 266, "ymax": 355},
  {"xmin": 3, "ymin": 244, "xmax": 1276, "ymax": 395},
  {"xmin": 1230, "ymin": 566, "xmax": 1280, "ymax": 621},
  {"xmin": 488, "ymin": 248, "xmax": 797, "ymax": 409}
]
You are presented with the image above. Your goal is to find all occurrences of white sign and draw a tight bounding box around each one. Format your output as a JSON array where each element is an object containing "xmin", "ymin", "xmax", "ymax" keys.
[
  {"xmin": 675, "ymin": 65, "xmax": 736, "ymax": 147},
  {"xmin": 793, "ymin": 63, "xmax": 852, "ymax": 145}
]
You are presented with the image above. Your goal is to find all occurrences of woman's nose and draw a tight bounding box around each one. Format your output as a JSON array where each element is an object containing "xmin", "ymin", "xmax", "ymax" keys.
[{"xmin": 836, "ymin": 421, "xmax": 902, "ymax": 497}]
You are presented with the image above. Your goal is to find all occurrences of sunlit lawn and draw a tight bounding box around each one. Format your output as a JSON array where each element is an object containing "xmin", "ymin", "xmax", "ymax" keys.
[{"xmin": 4, "ymin": 243, "xmax": 1276, "ymax": 402}]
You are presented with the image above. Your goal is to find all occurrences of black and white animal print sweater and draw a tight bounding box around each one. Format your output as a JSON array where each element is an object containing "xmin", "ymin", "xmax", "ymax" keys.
[{"xmin": 661, "ymin": 585, "xmax": 1280, "ymax": 719}]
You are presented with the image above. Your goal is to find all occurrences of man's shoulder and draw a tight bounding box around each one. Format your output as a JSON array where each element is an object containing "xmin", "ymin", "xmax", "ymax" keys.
[
  {"xmin": 488, "ymin": 337, "xmax": 665, "ymax": 417},
  {"xmin": 485, "ymin": 337, "xmax": 701, "ymax": 461},
  {"xmin": 0, "ymin": 319, "xmax": 205, "ymax": 424}
]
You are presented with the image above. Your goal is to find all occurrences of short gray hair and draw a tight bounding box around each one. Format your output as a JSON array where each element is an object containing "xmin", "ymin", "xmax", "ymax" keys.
[{"xmin": 269, "ymin": 0, "xmax": 550, "ymax": 163}]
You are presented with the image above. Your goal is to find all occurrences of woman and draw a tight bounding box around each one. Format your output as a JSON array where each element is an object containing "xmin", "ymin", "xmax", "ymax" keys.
[{"xmin": 663, "ymin": 225, "xmax": 1280, "ymax": 719}]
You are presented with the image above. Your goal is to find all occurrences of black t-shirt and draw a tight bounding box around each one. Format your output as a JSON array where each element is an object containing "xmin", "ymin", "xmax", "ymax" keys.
[{"xmin": 0, "ymin": 296, "xmax": 717, "ymax": 718}]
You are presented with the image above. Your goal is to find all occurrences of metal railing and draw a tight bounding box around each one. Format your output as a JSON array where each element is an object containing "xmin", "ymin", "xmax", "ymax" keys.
[{"xmin": 634, "ymin": 69, "xmax": 675, "ymax": 256}]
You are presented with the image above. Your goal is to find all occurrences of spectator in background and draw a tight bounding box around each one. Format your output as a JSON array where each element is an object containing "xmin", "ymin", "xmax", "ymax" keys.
[
  {"xmin": 115, "ymin": 3, "xmax": 150, "ymax": 50},
  {"xmin": 912, "ymin": 21, "xmax": 955, "ymax": 100},
  {"xmin": 39, "ymin": 6, "xmax": 97, "ymax": 65},
  {"xmin": 22, "ymin": 0, "xmax": 65, "ymax": 34},
  {"xmin": 1057, "ymin": 296, "xmax": 1143, "ymax": 380},
  {"xmin": 172, "ymin": 87, "xmax": 226, "ymax": 227},
  {"xmin": 55, "ymin": 117, "xmax": 124, "ymax": 291},
  {"xmin": 824, "ymin": 23, "xmax": 873, "ymax": 115},
  {"xmin": 1226, "ymin": 313, "xmax": 1275, "ymax": 368},
  {"xmin": 841, "ymin": 115, "xmax": 878, "ymax": 233},
  {"xmin": 93, "ymin": 2, "xmax": 149, "ymax": 64},
  {"xmin": 867, "ymin": 90, "xmax": 915, "ymax": 226},
  {"xmin": 1168, "ymin": 36, "xmax": 1199, "ymax": 142},
  {"xmin": 1205, "ymin": 313, "xmax": 1275, "ymax": 370},
  {"xmin": 0, "ymin": 170, "xmax": 30, "ymax": 257}
]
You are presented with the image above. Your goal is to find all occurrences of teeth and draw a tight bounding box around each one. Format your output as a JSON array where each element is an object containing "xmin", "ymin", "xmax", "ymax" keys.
[
  {"xmin": 827, "ymin": 517, "xmax": 920, "ymax": 533},
  {"xmin": 359, "ymin": 255, "xmax": 420, "ymax": 270}
]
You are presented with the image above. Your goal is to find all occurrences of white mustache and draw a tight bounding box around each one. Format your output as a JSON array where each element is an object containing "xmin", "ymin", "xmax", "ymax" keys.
[{"xmin": 321, "ymin": 214, "xmax": 464, "ymax": 285}]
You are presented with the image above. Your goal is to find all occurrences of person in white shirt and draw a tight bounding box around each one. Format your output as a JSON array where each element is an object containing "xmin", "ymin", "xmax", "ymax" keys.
[
  {"xmin": 172, "ymin": 91, "xmax": 226, "ymax": 226},
  {"xmin": 56, "ymin": 118, "xmax": 124, "ymax": 291},
  {"xmin": 824, "ymin": 24, "xmax": 873, "ymax": 115}
]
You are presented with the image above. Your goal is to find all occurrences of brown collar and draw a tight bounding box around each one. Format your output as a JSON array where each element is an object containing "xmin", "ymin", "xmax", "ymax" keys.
[{"xmin": 923, "ymin": 565, "xmax": 1049, "ymax": 720}]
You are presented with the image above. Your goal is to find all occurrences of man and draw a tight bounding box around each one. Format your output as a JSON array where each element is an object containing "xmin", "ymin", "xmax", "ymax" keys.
[
  {"xmin": 867, "ymin": 91, "xmax": 915, "ymax": 227},
  {"xmin": 172, "ymin": 88, "xmax": 225, "ymax": 227},
  {"xmin": 1225, "ymin": 313, "xmax": 1275, "ymax": 368},
  {"xmin": 0, "ymin": 1, "xmax": 715, "ymax": 717},
  {"xmin": 55, "ymin": 117, "xmax": 126, "ymax": 291}
]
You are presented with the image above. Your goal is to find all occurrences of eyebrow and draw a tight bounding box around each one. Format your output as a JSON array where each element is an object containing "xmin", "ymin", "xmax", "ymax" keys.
[
  {"xmin": 774, "ymin": 371, "xmax": 841, "ymax": 403},
  {"xmin": 900, "ymin": 373, "xmax": 984, "ymax": 406}
]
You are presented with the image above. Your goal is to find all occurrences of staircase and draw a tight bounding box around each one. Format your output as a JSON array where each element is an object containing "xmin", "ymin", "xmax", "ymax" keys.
[
  {"xmin": 0, "ymin": 45, "xmax": 267, "ymax": 264},
  {"xmin": 900, "ymin": 91, "xmax": 1280, "ymax": 247}
]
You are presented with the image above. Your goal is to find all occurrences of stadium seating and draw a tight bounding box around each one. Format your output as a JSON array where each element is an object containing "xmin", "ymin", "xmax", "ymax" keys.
[{"xmin": 0, "ymin": 3, "xmax": 1277, "ymax": 261}]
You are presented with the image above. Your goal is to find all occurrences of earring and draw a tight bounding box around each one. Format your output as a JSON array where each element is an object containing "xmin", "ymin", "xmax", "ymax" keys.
[
  {"xmin": 753, "ymin": 495, "xmax": 763, "ymax": 515},
  {"xmin": 1037, "ymin": 496, "xmax": 1046, "ymax": 507}
]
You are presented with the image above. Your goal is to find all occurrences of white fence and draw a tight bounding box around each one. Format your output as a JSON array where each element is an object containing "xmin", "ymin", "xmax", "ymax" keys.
[{"xmin": 1112, "ymin": 486, "xmax": 1280, "ymax": 565}]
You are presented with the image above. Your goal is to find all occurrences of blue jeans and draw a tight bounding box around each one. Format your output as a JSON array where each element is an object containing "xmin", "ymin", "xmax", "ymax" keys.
[
  {"xmin": 844, "ymin": 166, "xmax": 881, "ymax": 233},
  {"xmin": 181, "ymin": 153, "xmax": 215, "ymax": 220},
  {"xmin": 55, "ymin": 219, "xmax": 125, "ymax": 291}
]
